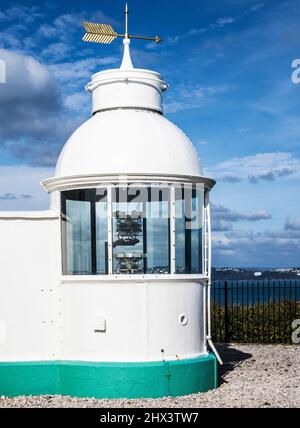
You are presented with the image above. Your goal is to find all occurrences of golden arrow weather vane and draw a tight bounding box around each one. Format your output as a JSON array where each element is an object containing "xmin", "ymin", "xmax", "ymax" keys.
[{"xmin": 83, "ymin": 3, "xmax": 162, "ymax": 45}]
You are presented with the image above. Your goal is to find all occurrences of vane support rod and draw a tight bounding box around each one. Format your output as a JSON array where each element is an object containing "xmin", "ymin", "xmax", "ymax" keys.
[
  {"xmin": 85, "ymin": 31, "xmax": 162, "ymax": 43},
  {"xmin": 129, "ymin": 34, "xmax": 162, "ymax": 43},
  {"xmin": 82, "ymin": 4, "xmax": 162, "ymax": 45},
  {"xmin": 125, "ymin": 3, "xmax": 129, "ymax": 39}
]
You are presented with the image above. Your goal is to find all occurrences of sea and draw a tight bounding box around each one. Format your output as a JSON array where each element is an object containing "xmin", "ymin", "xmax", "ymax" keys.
[{"xmin": 211, "ymin": 268, "xmax": 300, "ymax": 305}]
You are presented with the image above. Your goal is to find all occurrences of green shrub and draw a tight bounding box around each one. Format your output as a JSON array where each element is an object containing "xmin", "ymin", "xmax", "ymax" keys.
[{"xmin": 211, "ymin": 301, "xmax": 300, "ymax": 343}]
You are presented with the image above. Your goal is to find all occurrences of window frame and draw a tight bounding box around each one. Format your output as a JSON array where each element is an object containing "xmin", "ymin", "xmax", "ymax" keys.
[{"xmin": 60, "ymin": 183, "xmax": 208, "ymax": 278}]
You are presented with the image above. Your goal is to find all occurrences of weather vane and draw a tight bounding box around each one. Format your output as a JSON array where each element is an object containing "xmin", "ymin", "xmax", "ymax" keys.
[{"xmin": 83, "ymin": 3, "xmax": 162, "ymax": 45}]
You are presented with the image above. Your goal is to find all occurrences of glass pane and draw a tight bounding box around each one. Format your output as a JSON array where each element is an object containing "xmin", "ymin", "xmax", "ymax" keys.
[
  {"xmin": 64, "ymin": 194, "xmax": 92, "ymax": 275},
  {"xmin": 112, "ymin": 187, "xmax": 170, "ymax": 275},
  {"xmin": 62, "ymin": 189, "xmax": 108, "ymax": 276},
  {"xmin": 112, "ymin": 188, "xmax": 145, "ymax": 274},
  {"xmin": 175, "ymin": 188, "xmax": 186, "ymax": 273},
  {"xmin": 175, "ymin": 185, "xmax": 203, "ymax": 274},
  {"xmin": 96, "ymin": 189, "xmax": 108, "ymax": 274},
  {"xmin": 191, "ymin": 188, "xmax": 203, "ymax": 273},
  {"xmin": 146, "ymin": 188, "xmax": 170, "ymax": 274}
]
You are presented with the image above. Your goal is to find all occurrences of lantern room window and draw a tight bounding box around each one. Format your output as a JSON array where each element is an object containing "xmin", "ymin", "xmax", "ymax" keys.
[
  {"xmin": 61, "ymin": 189, "xmax": 108, "ymax": 275},
  {"xmin": 61, "ymin": 189, "xmax": 92, "ymax": 275},
  {"xmin": 61, "ymin": 184, "xmax": 205, "ymax": 277},
  {"xmin": 175, "ymin": 185, "xmax": 203, "ymax": 274},
  {"xmin": 112, "ymin": 187, "xmax": 170, "ymax": 274}
]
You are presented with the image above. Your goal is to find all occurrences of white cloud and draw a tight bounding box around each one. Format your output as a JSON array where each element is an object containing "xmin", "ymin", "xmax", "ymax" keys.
[
  {"xmin": 165, "ymin": 83, "xmax": 232, "ymax": 114},
  {"xmin": 250, "ymin": 3, "xmax": 265, "ymax": 12},
  {"xmin": 165, "ymin": 28, "xmax": 207, "ymax": 46},
  {"xmin": 0, "ymin": 6, "xmax": 43, "ymax": 24},
  {"xmin": 37, "ymin": 11, "xmax": 120, "ymax": 44},
  {"xmin": 41, "ymin": 42, "xmax": 73, "ymax": 61},
  {"xmin": 254, "ymin": 80, "xmax": 295, "ymax": 116},
  {"xmin": 48, "ymin": 57, "xmax": 119, "ymax": 86},
  {"xmin": 164, "ymin": 12, "xmax": 235, "ymax": 46},
  {"xmin": 212, "ymin": 17, "xmax": 236, "ymax": 28},
  {"xmin": 64, "ymin": 92, "xmax": 90, "ymax": 112},
  {"xmin": 0, "ymin": 30, "xmax": 21, "ymax": 49},
  {"xmin": 208, "ymin": 152, "xmax": 300, "ymax": 183},
  {"xmin": 188, "ymin": 28, "xmax": 207, "ymax": 36},
  {"xmin": 197, "ymin": 139, "xmax": 210, "ymax": 146}
]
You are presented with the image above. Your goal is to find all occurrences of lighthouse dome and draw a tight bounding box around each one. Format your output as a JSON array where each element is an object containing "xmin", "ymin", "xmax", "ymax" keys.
[
  {"xmin": 52, "ymin": 39, "xmax": 203, "ymax": 181},
  {"xmin": 55, "ymin": 109, "xmax": 203, "ymax": 178},
  {"xmin": 42, "ymin": 39, "xmax": 210, "ymax": 195}
]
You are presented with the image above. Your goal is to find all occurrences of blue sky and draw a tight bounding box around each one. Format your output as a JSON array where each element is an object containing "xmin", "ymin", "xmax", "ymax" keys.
[{"xmin": 0, "ymin": 0, "xmax": 300, "ymax": 267}]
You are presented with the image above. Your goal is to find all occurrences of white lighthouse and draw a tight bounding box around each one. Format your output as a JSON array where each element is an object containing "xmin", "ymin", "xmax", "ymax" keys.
[{"xmin": 0, "ymin": 7, "xmax": 220, "ymax": 398}]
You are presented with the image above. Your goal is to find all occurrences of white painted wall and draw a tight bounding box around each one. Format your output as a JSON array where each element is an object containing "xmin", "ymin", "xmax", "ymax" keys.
[
  {"xmin": 61, "ymin": 280, "xmax": 206, "ymax": 362},
  {"xmin": 0, "ymin": 214, "xmax": 207, "ymax": 364},
  {"xmin": 0, "ymin": 213, "xmax": 61, "ymax": 362}
]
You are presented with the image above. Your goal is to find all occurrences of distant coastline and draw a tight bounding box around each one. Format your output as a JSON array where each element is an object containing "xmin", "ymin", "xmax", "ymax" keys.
[{"xmin": 212, "ymin": 267, "xmax": 300, "ymax": 281}]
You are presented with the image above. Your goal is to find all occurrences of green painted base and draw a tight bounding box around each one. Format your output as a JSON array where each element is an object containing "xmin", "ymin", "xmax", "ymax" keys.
[{"xmin": 0, "ymin": 354, "xmax": 217, "ymax": 399}]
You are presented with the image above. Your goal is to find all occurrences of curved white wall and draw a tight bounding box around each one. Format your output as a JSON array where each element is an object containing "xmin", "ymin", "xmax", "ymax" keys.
[
  {"xmin": 0, "ymin": 214, "xmax": 207, "ymax": 363},
  {"xmin": 61, "ymin": 281, "xmax": 206, "ymax": 362},
  {"xmin": 87, "ymin": 68, "xmax": 166, "ymax": 114}
]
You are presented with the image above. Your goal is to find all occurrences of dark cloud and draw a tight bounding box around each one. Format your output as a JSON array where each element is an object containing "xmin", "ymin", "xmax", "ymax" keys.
[
  {"xmin": 248, "ymin": 168, "xmax": 293, "ymax": 184},
  {"xmin": 213, "ymin": 219, "xmax": 233, "ymax": 232},
  {"xmin": 212, "ymin": 203, "xmax": 272, "ymax": 225},
  {"xmin": 248, "ymin": 172, "xmax": 275, "ymax": 183},
  {"xmin": 212, "ymin": 227, "xmax": 300, "ymax": 267},
  {"xmin": 221, "ymin": 175, "xmax": 242, "ymax": 183},
  {"xmin": 209, "ymin": 153, "xmax": 300, "ymax": 184},
  {"xmin": 0, "ymin": 193, "xmax": 33, "ymax": 201},
  {"xmin": 285, "ymin": 217, "xmax": 300, "ymax": 231},
  {"xmin": 0, "ymin": 49, "xmax": 83, "ymax": 166},
  {"xmin": 0, "ymin": 193, "xmax": 17, "ymax": 200}
]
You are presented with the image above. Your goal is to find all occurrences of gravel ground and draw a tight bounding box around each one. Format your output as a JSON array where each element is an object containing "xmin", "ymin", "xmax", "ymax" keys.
[{"xmin": 0, "ymin": 344, "xmax": 299, "ymax": 408}]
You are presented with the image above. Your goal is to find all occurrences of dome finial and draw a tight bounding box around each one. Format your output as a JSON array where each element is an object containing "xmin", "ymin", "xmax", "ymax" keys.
[
  {"xmin": 121, "ymin": 38, "xmax": 134, "ymax": 69},
  {"xmin": 120, "ymin": 3, "xmax": 133, "ymax": 69},
  {"xmin": 125, "ymin": 3, "xmax": 129, "ymax": 40}
]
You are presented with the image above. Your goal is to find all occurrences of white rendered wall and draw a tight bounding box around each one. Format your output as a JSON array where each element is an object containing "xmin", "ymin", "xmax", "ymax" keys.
[
  {"xmin": 0, "ymin": 214, "xmax": 207, "ymax": 364},
  {"xmin": 61, "ymin": 280, "xmax": 206, "ymax": 362},
  {"xmin": 0, "ymin": 213, "xmax": 61, "ymax": 362}
]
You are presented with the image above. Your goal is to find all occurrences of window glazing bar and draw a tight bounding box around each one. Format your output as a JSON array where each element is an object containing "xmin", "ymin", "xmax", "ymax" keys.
[
  {"xmin": 90, "ymin": 190, "xmax": 97, "ymax": 275},
  {"xmin": 107, "ymin": 186, "xmax": 113, "ymax": 275},
  {"xmin": 170, "ymin": 186, "xmax": 176, "ymax": 274}
]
